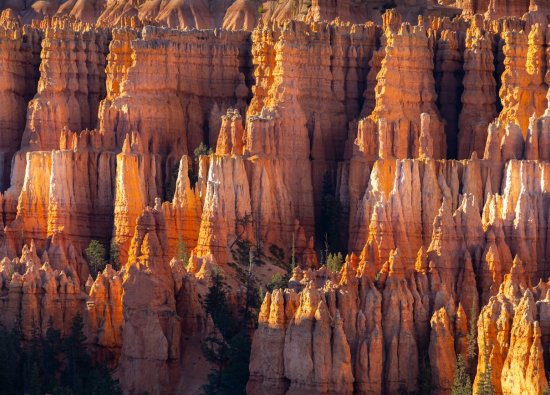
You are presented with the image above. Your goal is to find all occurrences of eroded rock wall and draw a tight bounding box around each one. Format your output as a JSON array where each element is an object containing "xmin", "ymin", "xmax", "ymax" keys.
[{"xmin": 1, "ymin": 7, "xmax": 550, "ymax": 395}]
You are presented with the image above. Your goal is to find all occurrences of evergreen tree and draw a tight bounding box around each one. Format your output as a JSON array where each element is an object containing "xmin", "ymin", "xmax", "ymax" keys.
[
  {"xmin": 164, "ymin": 163, "xmax": 180, "ymax": 201},
  {"xmin": 0, "ymin": 323, "xmax": 23, "ymax": 395},
  {"xmin": 23, "ymin": 322, "xmax": 44, "ymax": 395},
  {"xmin": 202, "ymin": 269, "xmax": 252, "ymax": 395},
  {"xmin": 110, "ymin": 240, "xmax": 121, "ymax": 270},
  {"xmin": 26, "ymin": 361, "xmax": 41, "ymax": 395},
  {"xmin": 84, "ymin": 366, "xmax": 122, "ymax": 395},
  {"xmin": 62, "ymin": 313, "xmax": 122, "ymax": 395},
  {"xmin": 467, "ymin": 292, "xmax": 478, "ymax": 368},
  {"xmin": 417, "ymin": 356, "xmax": 433, "ymax": 395},
  {"xmin": 477, "ymin": 315, "xmax": 494, "ymax": 395},
  {"xmin": 176, "ymin": 237, "xmax": 190, "ymax": 265},
  {"xmin": 477, "ymin": 365, "xmax": 494, "ymax": 395},
  {"xmin": 266, "ymin": 273, "xmax": 287, "ymax": 292},
  {"xmin": 220, "ymin": 334, "xmax": 251, "ymax": 394},
  {"xmin": 397, "ymin": 356, "xmax": 434, "ymax": 395},
  {"xmin": 201, "ymin": 333, "xmax": 230, "ymax": 395},
  {"xmin": 194, "ymin": 142, "xmax": 213, "ymax": 161},
  {"xmin": 318, "ymin": 172, "xmax": 344, "ymax": 251},
  {"xmin": 204, "ymin": 269, "xmax": 235, "ymax": 338},
  {"xmin": 62, "ymin": 313, "xmax": 90, "ymax": 392},
  {"xmin": 0, "ymin": 315, "xmax": 120, "ymax": 395},
  {"xmin": 85, "ymin": 240, "xmax": 107, "ymax": 276},
  {"xmin": 326, "ymin": 252, "xmax": 344, "ymax": 272},
  {"xmin": 451, "ymin": 354, "xmax": 472, "ymax": 395},
  {"xmin": 43, "ymin": 318, "xmax": 61, "ymax": 393}
]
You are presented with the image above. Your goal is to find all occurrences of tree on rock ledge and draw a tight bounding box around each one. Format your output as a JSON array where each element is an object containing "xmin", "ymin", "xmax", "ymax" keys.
[{"xmin": 85, "ymin": 240, "xmax": 107, "ymax": 276}]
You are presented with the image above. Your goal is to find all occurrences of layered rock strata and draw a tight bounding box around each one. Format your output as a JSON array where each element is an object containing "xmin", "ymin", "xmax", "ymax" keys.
[
  {"xmin": 21, "ymin": 16, "xmax": 110, "ymax": 151},
  {"xmin": 99, "ymin": 26, "xmax": 251, "ymax": 181},
  {"xmin": 249, "ymin": 250, "xmax": 550, "ymax": 395},
  {"xmin": 0, "ymin": 10, "xmax": 41, "ymax": 189},
  {"xmin": 1, "ymin": 6, "xmax": 550, "ymax": 395}
]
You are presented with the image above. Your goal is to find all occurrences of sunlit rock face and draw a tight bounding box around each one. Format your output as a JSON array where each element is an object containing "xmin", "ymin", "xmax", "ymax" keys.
[{"xmin": 1, "ymin": 4, "xmax": 550, "ymax": 395}]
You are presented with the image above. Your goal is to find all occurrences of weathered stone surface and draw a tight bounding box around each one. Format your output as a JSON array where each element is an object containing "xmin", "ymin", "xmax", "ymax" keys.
[
  {"xmin": 498, "ymin": 24, "xmax": 548, "ymax": 134},
  {"xmin": 119, "ymin": 207, "xmax": 182, "ymax": 395},
  {"xmin": 429, "ymin": 307, "xmax": 456, "ymax": 395},
  {"xmin": 21, "ymin": 16, "xmax": 109, "ymax": 151},
  {"xmin": 457, "ymin": 23, "xmax": 497, "ymax": 159},
  {"xmin": 1, "ymin": 7, "xmax": 550, "ymax": 395},
  {"xmin": 359, "ymin": 18, "xmax": 447, "ymax": 160},
  {"xmin": 0, "ymin": 10, "xmax": 41, "ymax": 189}
]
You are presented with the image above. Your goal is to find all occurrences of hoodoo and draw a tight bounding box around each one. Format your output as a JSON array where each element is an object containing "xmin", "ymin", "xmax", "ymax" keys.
[{"xmin": 0, "ymin": 1, "xmax": 550, "ymax": 395}]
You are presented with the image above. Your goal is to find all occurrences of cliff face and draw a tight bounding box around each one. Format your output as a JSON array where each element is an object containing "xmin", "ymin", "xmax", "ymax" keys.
[
  {"xmin": 119, "ymin": 207, "xmax": 181, "ymax": 395},
  {"xmin": 1, "ymin": 0, "xmax": 549, "ymax": 31},
  {"xmin": 21, "ymin": 17, "xmax": 110, "ymax": 151},
  {"xmin": 2, "ymin": 5, "xmax": 550, "ymax": 395},
  {"xmin": 247, "ymin": 11, "xmax": 550, "ymax": 395},
  {"xmin": 99, "ymin": 26, "xmax": 250, "ymax": 159},
  {"xmin": 0, "ymin": 10, "xmax": 41, "ymax": 189},
  {"xmin": 457, "ymin": 22, "xmax": 497, "ymax": 159}
]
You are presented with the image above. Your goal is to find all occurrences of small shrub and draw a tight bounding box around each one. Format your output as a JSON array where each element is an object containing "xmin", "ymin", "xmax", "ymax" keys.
[
  {"xmin": 266, "ymin": 273, "xmax": 287, "ymax": 292},
  {"xmin": 258, "ymin": 3, "xmax": 266, "ymax": 13},
  {"xmin": 193, "ymin": 142, "xmax": 212, "ymax": 162}
]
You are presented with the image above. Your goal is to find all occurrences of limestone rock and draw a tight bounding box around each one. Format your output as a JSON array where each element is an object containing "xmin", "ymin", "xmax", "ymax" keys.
[
  {"xmin": 119, "ymin": 207, "xmax": 182, "ymax": 395},
  {"xmin": 458, "ymin": 25, "xmax": 497, "ymax": 159},
  {"xmin": 429, "ymin": 307, "xmax": 456, "ymax": 395}
]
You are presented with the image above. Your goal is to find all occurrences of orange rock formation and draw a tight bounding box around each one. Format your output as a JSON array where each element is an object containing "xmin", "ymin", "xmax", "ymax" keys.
[{"xmin": 0, "ymin": 4, "xmax": 550, "ymax": 395}]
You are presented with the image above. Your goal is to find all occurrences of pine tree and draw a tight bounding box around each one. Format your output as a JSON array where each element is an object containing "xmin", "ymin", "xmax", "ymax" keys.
[
  {"xmin": 318, "ymin": 172, "xmax": 344, "ymax": 251},
  {"xmin": 242, "ymin": 251, "xmax": 258, "ymax": 332},
  {"xmin": 85, "ymin": 240, "xmax": 107, "ymax": 276},
  {"xmin": 0, "ymin": 315, "xmax": 120, "ymax": 395},
  {"xmin": 202, "ymin": 268, "xmax": 252, "ymax": 395},
  {"xmin": 176, "ymin": 237, "xmax": 190, "ymax": 265},
  {"xmin": 417, "ymin": 356, "xmax": 433, "ymax": 395},
  {"xmin": 467, "ymin": 291, "xmax": 478, "ymax": 367},
  {"xmin": 201, "ymin": 333, "xmax": 230, "ymax": 395},
  {"xmin": 110, "ymin": 240, "xmax": 121, "ymax": 269},
  {"xmin": 164, "ymin": 162, "xmax": 180, "ymax": 201},
  {"xmin": 194, "ymin": 142, "xmax": 213, "ymax": 161},
  {"xmin": 291, "ymin": 231, "xmax": 296, "ymax": 269},
  {"xmin": 204, "ymin": 269, "xmax": 235, "ymax": 338},
  {"xmin": 23, "ymin": 321, "xmax": 44, "ymax": 395},
  {"xmin": 326, "ymin": 252, "xmax": 344, "ymax": 272},
  {"xmin": 42, "ymin": 317, "xmax": 61, "ymax": 392},
  {"xmin": 0, "ymin": 323, "xmax": 24, "ymax": 395},
  {"xmin": 27, "ymin": 361, "xmax": 41, "ymax": 395},
  {"xmin": 451, "ymin": 354, "xmax": 472, "ymax": 395},
  {"xmin": 477, "ymin": 315, "xmax": 494, "ymax": 395},
  {"xmin": 266, "ymin": 273, "xmax": 286, "ymax": 291},
  {"xmin": 62, "ymin": 313, "xmax": 90, "ymax": 392}
]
